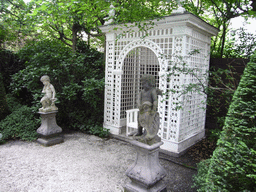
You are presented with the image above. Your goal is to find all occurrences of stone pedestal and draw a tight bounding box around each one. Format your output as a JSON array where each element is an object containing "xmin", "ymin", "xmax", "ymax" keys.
[
  {"xmin": 124, "ymin": 140, "xmax": 167, "ymax": 192},
  {"xmin": 37, "ymin": 111, "xmax": 63, "ymax": 146}
]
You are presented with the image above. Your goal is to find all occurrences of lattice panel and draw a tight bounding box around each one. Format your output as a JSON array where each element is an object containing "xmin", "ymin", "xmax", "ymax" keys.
[
  {"xmin": 113, "ymin": 74, "xmax": 122, "ymax": 127},
  {"xmin": 118, "ymin": 28, "xmax": 173, "ymax": 40},
  {"xmin": 121, "ymin": 47, "xmax": 160, "ymax": 119},
  {"xmin": 152, "ymin": 37, "xmax": 173, "ymax": 57},
  {"xmin": 157, "ymin": 36, "xmax": 185, "ymax": 142},
  {"xmin": 179, "ymin": 94, "xmax": 206, "ymax": 141},
  {"xmin": 104, "ymin": 41, "xmax": 115, "ymax": 125},
  {"xmin": 120, "ymin": 55, "xmax": 139, "ymax": 119},
  {"xmin": 115, "ymin": 41, "xmax": 130, "ymax": 68},
  {"xmin": 116, "ymin": 30, "xmax": 173, "ymax": 72},
  {"xmin": 174, "ymin": 36, "xmax": 183, "ymax": 56},
  {"xmin": 178, "ymin": 34, "xmax": 209, "ymax": 141},
  {"xmin": 158, "ymin": 72, "xmax": 182, "ymax": 142}
]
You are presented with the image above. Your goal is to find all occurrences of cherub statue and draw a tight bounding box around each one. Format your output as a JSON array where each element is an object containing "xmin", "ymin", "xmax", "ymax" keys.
[
  {"xmin": 39, "ymin": 75, "xmax": 58, "ymax": 112},
  {"xmin": 135, "ymin": 74, "xmax": 162, "ymax": 145}
]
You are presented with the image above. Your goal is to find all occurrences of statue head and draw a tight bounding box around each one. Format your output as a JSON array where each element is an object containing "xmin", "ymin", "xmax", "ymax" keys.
[
  {"xmin": 141, "ymin": 74, "xmax": 155, "ymax": 87},
  {"xmin": 40, "ymin": 75, "xmax": 50, "ymax": 83}
]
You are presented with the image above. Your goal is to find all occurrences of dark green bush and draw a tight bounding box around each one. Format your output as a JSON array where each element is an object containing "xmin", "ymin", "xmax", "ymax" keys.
[
  {"xmin": 193, "ymin": 53, "xmax": 256, "ymax": 191},
  {"xmin": 6, "ymin": 94, "xmax": 23, "ymax": 112},
  {"xmin": 206, "ymin": 62, "xmax": 241, "ymax": 140},
  {"xmin": 0, "ymin": 73, "xmax": 10, "ymax": 121},
  {"xmin": 0, "ymin": 105, "xmax": 40, "ymax": 141},
  {"xmin": 83, "ymin": 124, "xmax": 109, "ymax": 138},
  {"xmin": 9, "ymin": 39, "xmax": 107, "ymax": 135},
  {"xmin": 0, "ymin": 49, "xmax": 25, "ymax": 93}
]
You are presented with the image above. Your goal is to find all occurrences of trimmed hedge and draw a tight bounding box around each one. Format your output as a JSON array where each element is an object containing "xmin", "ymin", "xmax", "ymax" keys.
[{"xmin": 193, "ymin": 53, "xmax": 256, "ymax": 191}]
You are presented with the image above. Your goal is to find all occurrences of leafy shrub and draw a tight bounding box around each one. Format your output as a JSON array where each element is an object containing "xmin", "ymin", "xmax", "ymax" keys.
[
  {"xmin": 206, "ymin": 60, "xmax": 244, "ymax": 140},
  {"xmin": 10, "ymin": 39, "xmax": 107, "ymax": 136},
  {"xmin": 0, "ymin": 105, "xmax": 40, "ymax": 141},
  {"xmin": 193, "ymin": 52, "xmax": 256, "ymax": 191},
  {"xmin": 83, "ymin": 124, "xmax": 109, "ymax": 138},
  {"xmin": 5, "ymin": 94, "xmax": 23, "ymax": 112}
]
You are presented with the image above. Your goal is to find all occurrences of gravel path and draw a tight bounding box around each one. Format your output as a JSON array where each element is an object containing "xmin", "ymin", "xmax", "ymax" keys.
[{"xmin": 0, "ymin": 132, "xmax": 197, "ymax": 192}]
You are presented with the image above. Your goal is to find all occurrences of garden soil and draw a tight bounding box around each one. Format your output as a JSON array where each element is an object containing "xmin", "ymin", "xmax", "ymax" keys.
[{"xmin": 0, "ymin": 132, "xmax": 201, "ymax": 192}]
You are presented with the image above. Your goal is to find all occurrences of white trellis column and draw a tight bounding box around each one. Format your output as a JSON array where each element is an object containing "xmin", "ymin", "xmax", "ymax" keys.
[
  {"xmin": 103, "ymin": 32, "xmax": 121, "ymax": 134},
  {"xmin": 100, "ymin": 13, "xmax": 219, "ymax": 155}
]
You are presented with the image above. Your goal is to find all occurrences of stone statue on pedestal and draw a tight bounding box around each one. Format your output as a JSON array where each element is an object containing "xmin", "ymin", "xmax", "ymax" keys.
[
  {"xmin": 37, "ymin": 75, "xmax": 63, "ymax": 146},
  {"xmin": 135, "ymin": 74, "xmax": 162, "ymax": 145},
  {"xmin": 39, "ymin": 75, "xmax": 58, "ymax": 112},
  {"xmin": 125, "ymin": 74, "xmax": 167, "ymax": 191}
]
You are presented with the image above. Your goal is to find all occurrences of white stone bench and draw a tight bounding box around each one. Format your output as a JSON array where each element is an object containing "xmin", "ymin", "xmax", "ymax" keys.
[{"xmin": 126, "ymin": 109, "xmax": 139, "ymax": 136}]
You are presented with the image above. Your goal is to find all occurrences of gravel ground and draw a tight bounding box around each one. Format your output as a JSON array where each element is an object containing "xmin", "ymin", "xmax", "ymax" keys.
[{"xmin": 0, "ymin": 132, "xmax": 197, "ymax": 192}]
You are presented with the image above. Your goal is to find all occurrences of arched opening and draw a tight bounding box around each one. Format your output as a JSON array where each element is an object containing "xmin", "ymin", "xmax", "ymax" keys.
[{"xmin": 120, "ymin": 46, "xmax": 160, "ymax": 120}]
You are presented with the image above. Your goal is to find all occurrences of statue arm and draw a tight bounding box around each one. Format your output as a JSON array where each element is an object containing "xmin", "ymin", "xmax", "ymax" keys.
[
  {"xmin": 50, "ymin": 84, "xmax": 56, "ymax": 100},
  {"xmin": 152, "ymin": 89, "xmax": 158, "ymax": 111},
  {"xmin": 137, "ymin": 92, "xmax": 142, "ymax": 109}
]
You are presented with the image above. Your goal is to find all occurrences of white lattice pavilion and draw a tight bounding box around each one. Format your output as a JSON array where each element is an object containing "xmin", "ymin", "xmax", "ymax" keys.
[{"xmin": 100, "ymin": 12, "xmax": 218, "ymax": 155}]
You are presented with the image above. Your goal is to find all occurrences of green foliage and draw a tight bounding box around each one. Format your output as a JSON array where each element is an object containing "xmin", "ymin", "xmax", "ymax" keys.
[
  {"xmin": 25, "ymin": 0, "xmax": 176, "ymax": 51},
  {"xmin": 0, "ymin": 105, "xmax": 40, "ymax": 141},
  {"xmin": 10, "ymin": 39, "xmax": 106, "ymax": 135},
  {"xmin": 0, "ymin": 0, "xmax": 35, "ymax": 50},
  {"xmin": 82, "ymin": 78, "xmax": 105, "ymax": 109},
  {"xmin": 113, "ymin": 0, "xmax": 175, "ymax": 24},
  {"xmin": 183, "ymin": 0, "xmax": 256, "ymax": 58},
  {"xmin": 26, "ymin": 0, "xmax": 107, "ymax": 50},
  {"xmin": 224, "ymin": 28, "xmax": 256, "ymax": 59},
  {"xmin": 82, "ymin": 124, "xmax": 109, "ymax": 138},
  {"xmin": 6, "ymin": 94, "xmax": 23, "ymax": 112},
  {"xmin": 192, "ymin": 159, "xmax": 211, "ymax": 190},
  {"xmin": 0, "ymin": 73, "xmax": 10, "ymax": 121},
  {"xmin": 193, "ymin": 52, "xmax": 256, "ymax": 191},
  {"xmin": 207, "ymin": 63, "xmax": 239, "ymax": 133}
]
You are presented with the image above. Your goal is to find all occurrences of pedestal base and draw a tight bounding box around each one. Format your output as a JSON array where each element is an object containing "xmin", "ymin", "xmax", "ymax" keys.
[
  {"xmin": 37, "ymin": 111, "xmax": 64, "ymax": 147},
  {"xmin": 37, "ymin": 134, "xmax": 64, "ymax": 147},
  {"xmin": 124, "ymin": 140, "xmax": 167, "ymax": 192},
  {"xmin": 125, "ymin": 180, "xmax": 167, "ymax": 192}
]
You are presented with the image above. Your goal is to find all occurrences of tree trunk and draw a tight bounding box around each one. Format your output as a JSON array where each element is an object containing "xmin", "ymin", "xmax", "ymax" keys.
[
  {"xmin": 211, "ymin": 36, "xmax": 217, "ymax": 56},
  {"xmin": 220, "ymin": 21, "xmax": 227, "ymax": 58},
  {"xmin": 72, "ymin": 24, "xmax": 78, "ymax": 52},
  {"xmin": 87, "ymin": 34, "xmax": 90, "ymax": 47}
]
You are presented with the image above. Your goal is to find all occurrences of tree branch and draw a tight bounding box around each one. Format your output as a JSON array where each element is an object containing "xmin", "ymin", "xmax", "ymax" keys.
[
  {"xmin": 6, "ymin": 0, "xmax": 25, "ymax": 9},
  {"xmin": 85, "ymin": 31, "xmax": 103, "ymax": 37},
  {"xmin": 48, "ymin": 24, "xmax": 72, "ymax": 47}
]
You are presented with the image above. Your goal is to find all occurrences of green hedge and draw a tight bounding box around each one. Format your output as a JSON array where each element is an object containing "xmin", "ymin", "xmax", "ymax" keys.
[{"xmin": 193, "ymin": 53, "xmax": 256, "ymax": 191}]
